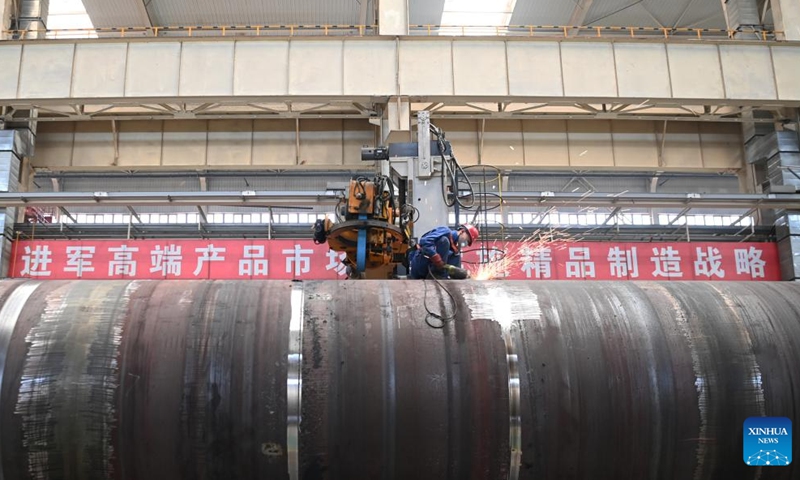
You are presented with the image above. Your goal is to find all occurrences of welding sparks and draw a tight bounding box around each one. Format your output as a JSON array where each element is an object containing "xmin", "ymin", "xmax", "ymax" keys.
[{"xmin": 469, "ymin": 229, "xmax": 577, "ymax": 280}]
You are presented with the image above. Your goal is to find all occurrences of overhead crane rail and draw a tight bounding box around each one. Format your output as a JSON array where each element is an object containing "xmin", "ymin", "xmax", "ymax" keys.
[{"xmin": 1, "ymin": 24, "xmax": 785, "ymax": 41}]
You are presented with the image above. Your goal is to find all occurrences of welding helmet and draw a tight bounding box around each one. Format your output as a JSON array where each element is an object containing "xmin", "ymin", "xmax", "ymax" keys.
[{"xmin": 459, "ymin": 224, "xmax": 479, "ymax": 246}]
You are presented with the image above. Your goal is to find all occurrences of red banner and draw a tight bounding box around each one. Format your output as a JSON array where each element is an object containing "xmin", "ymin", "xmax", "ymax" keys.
[{"xmin": 9, "ymin": 240, "xmax": 781, "ymax": 281}]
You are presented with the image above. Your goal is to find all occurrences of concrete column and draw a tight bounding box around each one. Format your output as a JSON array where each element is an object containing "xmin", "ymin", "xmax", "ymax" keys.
[
  {"xmin": 0, "ymin": 130, "xmax": 25, "ymax": 277},
  {"xmin": 772, "ymin": 0, "xmax": 800, "ymax": 40},
  {"xmin": 378, "ymin": 0, "xmax": 408, "ymax": 36},
  {"xmin": 1, "ymin": 0, "xmax": 13, "ymax": 37},
  {"xmin": 375, "ymin": 98, "xmax": 411, "ymax": 145}
]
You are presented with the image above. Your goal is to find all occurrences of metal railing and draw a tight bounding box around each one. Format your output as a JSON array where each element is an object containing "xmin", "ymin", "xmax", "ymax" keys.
[{"xmin": 1, "ymin": 24, "xmax": 784, "ymax": 41}]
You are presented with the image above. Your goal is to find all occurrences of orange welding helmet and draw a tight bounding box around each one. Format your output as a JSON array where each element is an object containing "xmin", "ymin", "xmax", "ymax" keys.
[{"xmin": 459, "ymin": 224, "xmax": 479, "ymax": 246}]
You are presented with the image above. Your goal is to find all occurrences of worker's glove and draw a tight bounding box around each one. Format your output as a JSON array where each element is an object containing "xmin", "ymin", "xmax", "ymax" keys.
[
  {"xmin": 429, "ymin": 253, "xmax": 445, "ymax": 270},
  {"xmin": 445, "ymin": 265, "xmax": 470, "ymax": 280}
]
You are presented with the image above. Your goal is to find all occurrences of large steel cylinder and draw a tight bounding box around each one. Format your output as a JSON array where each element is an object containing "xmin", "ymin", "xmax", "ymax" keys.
[{"xmin": 0, "ymin": 280, "xmax": 798, "ymax": 480}]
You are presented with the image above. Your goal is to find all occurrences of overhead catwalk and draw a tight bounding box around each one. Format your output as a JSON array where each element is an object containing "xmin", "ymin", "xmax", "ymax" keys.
[{"xmin": 0, "ymin": 280, "xmax": 797, "ymax": 480}]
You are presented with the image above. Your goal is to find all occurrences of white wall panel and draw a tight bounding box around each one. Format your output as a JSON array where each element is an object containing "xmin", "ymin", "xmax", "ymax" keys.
[
  {"xmin": 0, "ymin": 45, "xmax": 22, "ymax": 99},
  {"xmin": 207, "ymin": 120, "xmax": 253, "ymax": 166},
  {"xmin": 117, "ymin": 121, "xmax": 163, "ymax": 167},
  {"xmin": 343, "ymin": 41, "xmax": 396, "ymax": 96},
  {"xmin": 567, "ymin": 120, "xmax": 615, "ymax": 167},
  {"xmin": 561, "ymin": 43, "xmax": 617, "ymax": 98},
  {"xmin": 300, "ymin": 119, "xmax": 343, "ymax": 166},
  {"xmin": 771, "ymin": 46, "xmax": 800, "ymax": 101},
  {"xmin": 180, "ymin": 42, "xmax": 235, "ymax": 96},
  {"xmin": 33, "ymin": 123, "xmax": 74, "ymax": 168},
  {"xmin": 699, "ymin": 123, "xmax": 742, "ymax": 169},
  {"xmin": 18, "ymin": 44, "xmax": 74, "ymax": 99},
  {"xmin": 483, "ymin": 120, "xmax": 524, "ymax": 166},
  {"xmin": 506, "ymin": 42, "xmax": 563, "ymax": 97},
  {"xmin": 614, "ymin": 43, "xmax": 671, "ymax": 99},
  {"xmin": 253, "ymin": 120, "xmax": 296, "ymax": 165},
  {"xmin": 31, "ymin": 119, "xmax": 742, "ymax": 171},
  {"xmin": 399, "ymin": 40, "xmax": 453, "ymax": 96},
  {"xmin": 125, "ymin": 42, "xmax": 181, "ymax": 97},
  {"xmin": 522, "ymin": 120, "xmax": 569, "ymax": 167},
  {"xmin": 234, "ymin": 41, "xmax": 289, "ymax": 96},
  {"xmin": 289, "ymin": 41, "xmax": 343, "ymax": 96},
  {"xmin": 343, "ymin": 119, "xmax": 376, "ymax": 165},
  {"xmin": 667, "ymin": 44, "xmax": 725, "ymax": 99},
  {"xmin": 72, "ymin": 43, "xmax": 127, "ymax": 98},
  {"xmin": 162, "ymin": 121, "xmax": 207, "ymax": 166},
  {"xmin": 612, "ymin": 121, "xmax": 659, "ymax": 168},
  {"xmin": 452, "ymin": 41, "xmax": 507, "ymax": 96},
  {"xmin": 719, "ymin": 45, "xmax": 776, "ymax": 100},
  {"xmin": 72, "ymin": 122, "xmax": 114, "ymax": 167},
  {"xmin": 661, "ymin": 122, "xmax": 702, "ymax": 168}
]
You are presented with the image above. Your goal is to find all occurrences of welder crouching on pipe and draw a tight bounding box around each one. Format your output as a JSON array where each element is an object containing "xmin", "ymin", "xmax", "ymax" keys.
[{"xmin": 408, "ymin": 224, "xmax": 479, "ymax": 279}]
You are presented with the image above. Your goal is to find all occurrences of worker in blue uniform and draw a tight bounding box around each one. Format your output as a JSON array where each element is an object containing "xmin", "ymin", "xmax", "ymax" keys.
[{"xmin": 408, "ymin": 224, "xmax": 479, "ymax": 279}]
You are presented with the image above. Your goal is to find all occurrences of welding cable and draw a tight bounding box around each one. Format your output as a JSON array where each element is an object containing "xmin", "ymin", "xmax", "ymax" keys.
[
  {"xmin": 334, "ymin": 196, "xmax": 346, "ymax": 222},
  {"xmin": 423, "ymin": 266, "xmax": 459, "ymax": 329},
  {"xmin": 430, "ymin": 124, "xmax": 475, "ymax": 209}
]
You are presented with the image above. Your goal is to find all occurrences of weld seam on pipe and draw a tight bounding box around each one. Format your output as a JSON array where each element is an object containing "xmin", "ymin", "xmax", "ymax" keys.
[
  {"xmin": 504, "ymin": 325, "xmax": 522, "ymax": 480},
  {"xmin": 287, "ymin": 282, "xmax": 305, "ymax": 480}
]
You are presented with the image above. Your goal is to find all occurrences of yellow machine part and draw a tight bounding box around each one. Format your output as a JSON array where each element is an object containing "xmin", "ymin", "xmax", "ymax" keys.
[
  {"xmin": 347, "ymin": 179, "xmax": 376, "ymax": 216},
  {"xmin": 325, "ymin": 220, "xmax": 409, "ymax": 278}
]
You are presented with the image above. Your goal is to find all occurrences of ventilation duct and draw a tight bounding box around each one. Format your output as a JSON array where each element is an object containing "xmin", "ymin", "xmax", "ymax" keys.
[
  {"xmin": 722, "ymin": 0, "xmax": 762, "ymax": 30},
  {"xmin": 17, "ymin": 0, "xmax": 49, "ymax": 38}
]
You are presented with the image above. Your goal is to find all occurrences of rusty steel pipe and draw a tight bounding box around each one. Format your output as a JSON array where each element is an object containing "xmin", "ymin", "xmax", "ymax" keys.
[{"xmin": 0, "ymin": 280, "xmax": 798, "ymax": 480}]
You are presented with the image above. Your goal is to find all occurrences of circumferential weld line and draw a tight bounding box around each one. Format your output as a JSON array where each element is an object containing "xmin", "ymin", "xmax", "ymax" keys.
[
  {"xmin": 504, "ymin": 329, "xmax": 522, "ymax": 480},
  {"xmin": 287, "ymin": 283, "xmax": 305, "ymax": 480}
]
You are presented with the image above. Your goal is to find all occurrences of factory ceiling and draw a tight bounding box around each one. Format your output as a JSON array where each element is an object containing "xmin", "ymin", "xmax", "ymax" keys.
[{"xmin": 64, "ymin": 0, "xmax": 732, "ymax": 31}]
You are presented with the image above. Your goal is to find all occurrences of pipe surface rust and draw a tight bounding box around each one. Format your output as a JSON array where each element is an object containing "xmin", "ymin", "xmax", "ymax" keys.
[{"xmin": 0, "ymin": 280, "xmax": 798, "ymax": 480}]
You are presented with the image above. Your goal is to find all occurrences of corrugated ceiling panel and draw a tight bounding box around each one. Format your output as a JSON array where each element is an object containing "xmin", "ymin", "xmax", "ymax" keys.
[
  {"xmin": 147, "ymin": 0, "xmax": 362, "ymax": 26},
  {"xmin": 641, "ymin": 0, "xmax": 725, "ymax": 28},
  {"xmin": 409, "ymin": 0, "xmax": 445, "ymax": 25},
  {"xmin": 67, "ymin": 0, "xmax": 727, "ymax": 29},
  {"xmin": 584, "ymin": 3, "xmax": 663, "ymax": 28},
  {"xmin": 584, "ymin": 0, "xmax": 643, "ymax": 24},
  {"xmin": 80, "ymin": 0, "xmax": 151, "ymax": 28},
  {"xmin": 509, "ymin": 0, "xmax": 577, "ymax": 25},
  {"xmin": 676, "ymin": 0, "xmax": 726, "ymax": 28}
]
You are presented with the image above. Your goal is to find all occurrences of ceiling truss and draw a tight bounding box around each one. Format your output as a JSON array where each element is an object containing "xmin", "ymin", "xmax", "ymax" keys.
[{"xmin": 0, "ymin": 100, "xmax": 788, "ymax": 124}]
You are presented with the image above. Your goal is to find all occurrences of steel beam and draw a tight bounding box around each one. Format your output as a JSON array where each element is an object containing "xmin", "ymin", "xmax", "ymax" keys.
[
  {"xmin": 1, "ymin": 190, "xmax": 799, "ymax": 210},
  {"xmin": 1, "ymin": 38, "xmax": 799, "ymax": 113}
]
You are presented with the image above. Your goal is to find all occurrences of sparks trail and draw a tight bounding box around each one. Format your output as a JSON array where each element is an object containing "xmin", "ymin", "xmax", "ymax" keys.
[{"xmin": 465, "ymin": 228, "xmax": 578, "ymax": 280}]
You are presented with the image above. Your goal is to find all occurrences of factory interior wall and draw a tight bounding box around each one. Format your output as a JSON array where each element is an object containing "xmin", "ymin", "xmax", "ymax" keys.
[{"xmin": 32, "ymin": 119, "xmax": 744, "ymax": 171}]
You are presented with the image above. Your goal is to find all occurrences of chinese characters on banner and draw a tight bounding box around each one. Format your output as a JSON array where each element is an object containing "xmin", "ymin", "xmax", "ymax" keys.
[{"xmin": 11, "ymin": 240, "xmax": 781, "ymax": 281}]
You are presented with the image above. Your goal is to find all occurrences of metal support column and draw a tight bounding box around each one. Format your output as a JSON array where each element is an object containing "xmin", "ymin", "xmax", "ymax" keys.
[
  {"xmin": 0, "ymin": 131, "xmax": 26, "ymax": 277},
  {"xmin": 411, "ymin": 111, "xmax": 449, "ymax": 237}
]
